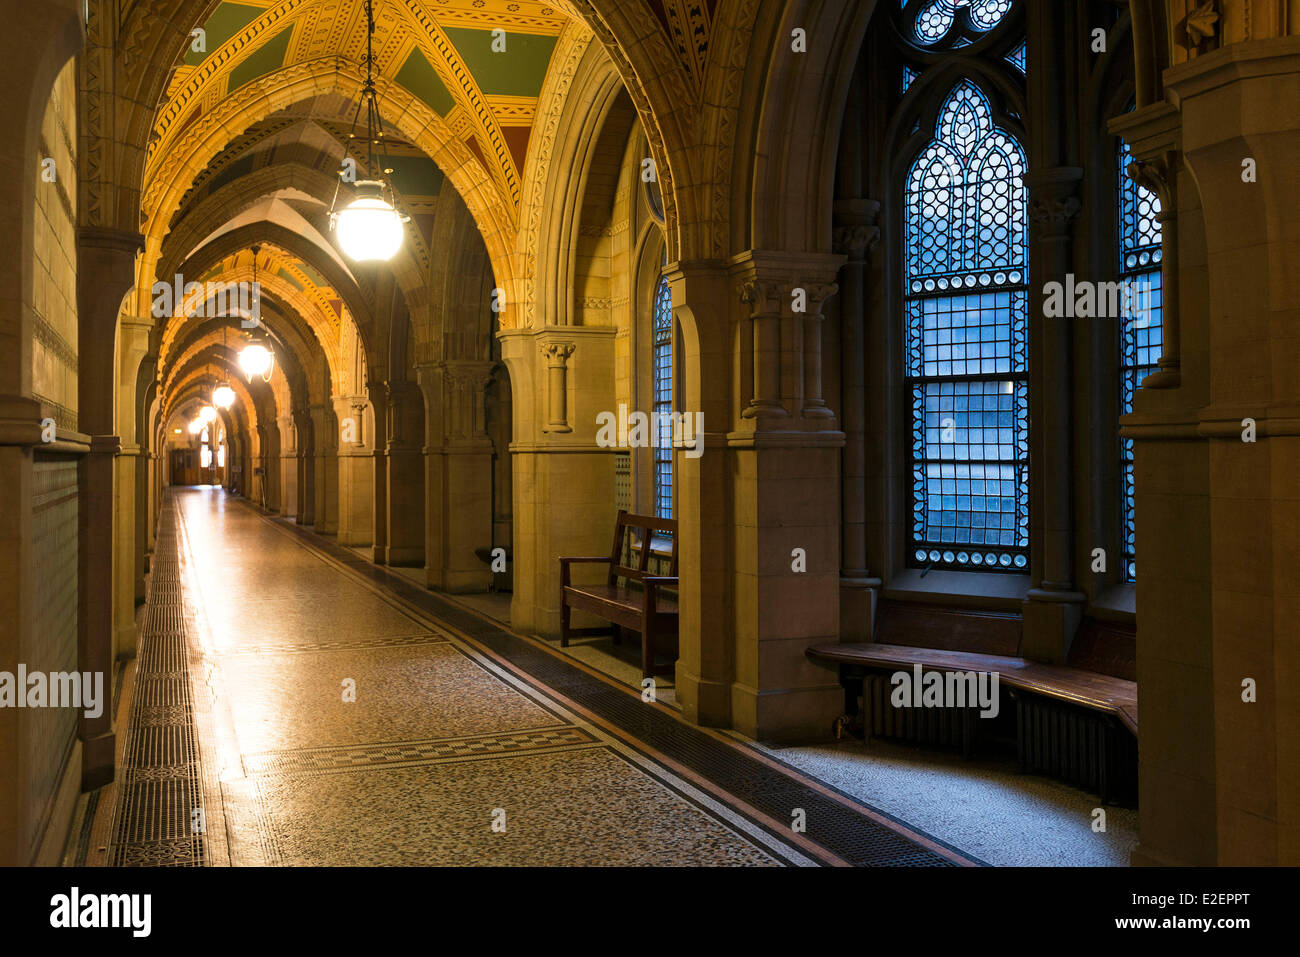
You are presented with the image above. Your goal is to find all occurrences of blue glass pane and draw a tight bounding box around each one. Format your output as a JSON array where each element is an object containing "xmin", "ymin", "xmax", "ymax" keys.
[
  {"xmin": 905, "ymin": 81, "xmax": 1028, "ymax": 572},
  {"xmin": 652, "ymin": 276, "xmax": 673, "ymax": 520},
  {"xmin": 903, "ymin": 65, "xmax": 920, "ymax": 95},
  {"xmin": 1005, "ymin": 40, "xmax": 1026, "ymax": 73},
  {"xmin": 913, "ymin": 0, "xmax": 1013, "ymax": 46},
  {"xmin": 1117, "ymin": 137, "xmax": 1163, "ymax": 583}
]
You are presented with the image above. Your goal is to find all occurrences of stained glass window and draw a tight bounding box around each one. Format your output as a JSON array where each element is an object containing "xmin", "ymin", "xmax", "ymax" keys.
[
  {"xmin": 905, "ymin": 80, "xmax": 1029, "ymax": 572},
  {"xmin": 909, "ymin": 0, "xmax": 1014, "ymax": 46},
  {"xmin": 903, "ymin": 65, "xmax": 920, "ymax": 95},
  {"xmin": 652, "ymin": 275, "xmax": 674, "ymax": 520},
  {"xmin": 1005, "ymin": 40, "xmax": 1026, "ymax": 73},
  {"xmin": 1117, "ymin": 135, "xmax": 1163, "ymax": 583}
]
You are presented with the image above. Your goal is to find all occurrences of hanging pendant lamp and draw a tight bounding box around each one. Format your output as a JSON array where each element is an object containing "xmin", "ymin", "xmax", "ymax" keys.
[
  {"xmin": 329, "ymin": 0, "xmax": 408, "ymax": 262},
  {"xmin": 213, "ymin": 312, "xmax": 236, "ymax": 408},
  {"xmin": 238, "ymin": 245, "xmax": 276, "ymax": 383}
]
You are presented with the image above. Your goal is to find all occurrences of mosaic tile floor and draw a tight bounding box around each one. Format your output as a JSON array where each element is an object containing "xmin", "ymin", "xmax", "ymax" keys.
[
  {"xmin": 104, "ymin": 487, "xmax": 980, "ymax": 867},
  {"xmin": 103, "ymin": 489, "xmax": 806, "ymax": 865}
]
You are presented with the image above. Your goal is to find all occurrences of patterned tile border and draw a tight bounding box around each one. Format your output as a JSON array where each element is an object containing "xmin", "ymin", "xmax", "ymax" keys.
[{"xmin": 241, "ymin": 726, "xmax": 600, "ymax": 776}]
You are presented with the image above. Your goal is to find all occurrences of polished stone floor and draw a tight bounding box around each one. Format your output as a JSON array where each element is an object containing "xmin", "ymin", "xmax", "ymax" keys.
[
  {"xmin": 98, "ymin": 486, "xmax": 1130, "ymax": 868},
  {"xmin": 108, "ymin": 488, "xmax": 829, "ymax": 866}
]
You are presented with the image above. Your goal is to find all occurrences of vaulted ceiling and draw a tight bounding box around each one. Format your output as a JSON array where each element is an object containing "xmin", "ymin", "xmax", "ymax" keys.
[{"xmin": 154, "ymin": 0, "xmax": 566, "ymax": 219}]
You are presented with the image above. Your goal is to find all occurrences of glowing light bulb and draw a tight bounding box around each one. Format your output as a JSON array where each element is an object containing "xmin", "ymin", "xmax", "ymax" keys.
[
  {"xmin": 333, "ymin": 181, "xmax": 403, "ymax": 262},
  {"xmin": 213, "ymin": 385, "xmax": 236, "ymax": 409},
  {"xmin": 199, "ymin": 406, "xmax": 217, "ymax": 424},
  {"xmin": 239, "ymin": 343, "xmax": 274, "ymax": 382}
]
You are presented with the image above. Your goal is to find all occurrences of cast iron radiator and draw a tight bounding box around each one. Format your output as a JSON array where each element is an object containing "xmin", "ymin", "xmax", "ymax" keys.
[
  {"xmin": 1013, "ymin": 692, "xmax": 1137, "ymax": 806},
  {"xmin": 857, "ymin": 673, "xmax": 1138, "ymax": 805},
  {"xmin": 861, "ymin": 673, "xmax": 979, "ymax": 757}
]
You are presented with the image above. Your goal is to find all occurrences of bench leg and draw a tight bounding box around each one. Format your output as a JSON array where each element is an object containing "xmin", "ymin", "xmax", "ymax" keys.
[
  {"xmin": 642, "ymin": 623, "xmax": 655, "ymax": 680},
  {"xmin": 560, "ymin": 600, "xmax": 571, "ymax": 648}
]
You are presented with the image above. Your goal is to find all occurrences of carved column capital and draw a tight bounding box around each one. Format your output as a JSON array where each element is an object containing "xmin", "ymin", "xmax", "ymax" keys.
[
  {"xmin": 539, "ymin": 341, "xmax": 576, "ymax": 365},
  {"xmin": 833, "ymin": 198, "xmax": 883, "ymax": 262}
]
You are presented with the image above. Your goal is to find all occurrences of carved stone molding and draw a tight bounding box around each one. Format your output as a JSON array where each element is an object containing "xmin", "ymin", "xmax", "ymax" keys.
[
  {"xmin": 1028, "ymin": 196, "xmax": 1082, "ymax": 237},
  {"xmin": 833, "ymin": 198, "xmax": 883, "ymax": 262},
  {"xmin": 737, "ymin": 278, "xmax": 787, "ymax": 317},
  {"xmin": 539, "ymin": 342, "xmax": 576, "ymax": 434}
]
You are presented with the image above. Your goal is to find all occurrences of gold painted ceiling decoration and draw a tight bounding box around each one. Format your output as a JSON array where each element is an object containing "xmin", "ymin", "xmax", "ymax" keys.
[{"xmin": 152, "ymin": 0, "xmax": 567, "ymax": 220}]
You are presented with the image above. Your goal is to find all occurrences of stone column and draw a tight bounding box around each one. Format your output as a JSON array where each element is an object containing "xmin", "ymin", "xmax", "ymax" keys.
[
  {"xmin": 309, "ymin": 402, "xmax": 337, "ymax": 534},
  {"xmin": 418, "ymin": 361, "xmax": 498, "ymax": 592},
  {"xmin": 294, "ymin": 405, "xmax": 314, "ymax": 525},
  {"xmin": 277, "ymin": 413, "xmax": 298, "ymax": 519},
  {"xmin": 1020, "ymin": 171, "xmax": 1086, "ymax": 663},
  {"xmin": 833, "ymin": 200, "xmax": 881, "ymax": 641},
  {"xmin": 540, "ymin": 341, "xmax": 576, "ymax": 433},
  {"xmin": 664, "ymin": 262, "xmax": 734, "ymax": 728},
  {"xmin": 384, "ymin": 380, "xmax": 426, "ymax": 566},
  {"xmin": 113, "ymin": 316, "xmax": 151, "ymax": 660},
  {"xmin": 76, "ymin": 226, "xmax": 141, "ymax": 790},
  {"xmin": 1122, "ymin": 34, "xmax": 1300, "ymax": 866},
  {"xmin": 368, "ymin": 384, "xmax": 389, "ymax": 562},
  {"xmin": 496, "ymin": 326, "xmax": 618, "ymax": 633},
  {"xmin": 728, "ymin": 250, "xmax": 846, "ymax": 742},
  {"xmin": 333, "ymin": 394, "xmax": 373, "ymax": 546}
]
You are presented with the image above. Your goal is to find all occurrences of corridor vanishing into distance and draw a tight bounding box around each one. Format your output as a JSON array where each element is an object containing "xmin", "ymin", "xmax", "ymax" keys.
[
  {"xmin": 6, "ymin": 0, "xmax": 1298, "ymax": 887},
  {"xmin": 98, "ymin": 487, "xmax": 971, "ymax": 867}
]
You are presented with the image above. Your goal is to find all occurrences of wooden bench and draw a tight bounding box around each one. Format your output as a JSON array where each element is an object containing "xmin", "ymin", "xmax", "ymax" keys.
[
  {"xmin": 807, "ymin": 633, "xmax": 1138, "ymax": 803},
  {"xmin": 560, "ymin": 510, "xmax": 679, "ymax": 679}
]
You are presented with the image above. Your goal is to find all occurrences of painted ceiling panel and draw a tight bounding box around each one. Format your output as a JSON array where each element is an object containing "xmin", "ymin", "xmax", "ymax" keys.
[
  {"xmin": 184, "ymin": 2, "xmax": 267, "ymax": 68},
  {"xmin": 502, "ymin": 127, "xmax": 531, "ymax": 179},
  {"xmin": 228, "ymin": 24, "xmax": 296, "ymax": 93},
  {"xmin": 395, "ymin": 47, "xmax": 456, "ymax": 118},
  {"xmin": 442, "ymin": 27, "xmax": 558, "ymax": 98},
  {"xmin": 389, "ymin": 156, "xmax": 445, "ymax": 198}
]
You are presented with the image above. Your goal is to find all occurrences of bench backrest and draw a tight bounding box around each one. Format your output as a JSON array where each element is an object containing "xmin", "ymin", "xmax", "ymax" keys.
[{"xmin": 607, "ymin": 509, "xmax": 678, "ymax": 585}]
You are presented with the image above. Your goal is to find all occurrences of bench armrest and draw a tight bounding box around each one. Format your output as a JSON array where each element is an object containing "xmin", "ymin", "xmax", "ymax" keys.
[
  {"xmin": 560, "ymin": 556, "xmax": 611, "ymax": 587},
  {"xmin": 642, "ymin": 576, "xmax": 679, "ymax": 614}
]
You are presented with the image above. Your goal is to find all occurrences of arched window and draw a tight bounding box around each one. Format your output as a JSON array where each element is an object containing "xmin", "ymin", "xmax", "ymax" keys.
[
  {"xmin": 652, "ymin": 275, "xmax": 673, "ymax": 520},
  {"xmin": 907, "ymin": 0, "xmax": 1014, "ymax": 45},
  {"xmin": 1117, "ymin": 135, "xmax": 1163, "ymax": 582},
  {"xmin": 904, "ymin": 80, "xmax": 1029, "ymax": 572},
  {"xmin": 200, "ymin": 425, "xmax": 212, "ymax": 469}
]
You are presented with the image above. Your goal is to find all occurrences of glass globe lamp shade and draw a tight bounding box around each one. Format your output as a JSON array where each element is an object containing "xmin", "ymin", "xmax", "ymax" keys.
[
  {"xmin": 239, "ymin": 343, "xmax": 274, "ymax": 382},
  {"xmin": 199, "ymin": 405, "xmax": 217, "ymax": 424},
  {"xmin": 188, "ymin": 419, "xmax": 203, "ymax": 435},
  {"xmin": 213, "ymin": 384, "xmax": 236, "ymax": 409},
  {"xmin": 334, "ymin": 181, "xmax": 403, "ymax": 262}
]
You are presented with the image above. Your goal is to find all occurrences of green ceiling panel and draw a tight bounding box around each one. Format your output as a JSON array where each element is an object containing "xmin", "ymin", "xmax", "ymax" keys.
[
  {"xmin": 227, "ymin": 24, "xmax": 295, "ymax": 93},
  {"xmin": 396, "ymin": 48, "xmax": 456, "ymax": 118},
  {"xmin": 389, "ymin": 156, "xmax": 445, "ymax": 198},
  {"xmin": 296, "ymin": 261, "xmax": 329, "ymax": 289},
  {"xmin": 184, "ymin": 2, "xmax": 265, "ymax": 68},
  {"xmin": 275, "ymin": 267, "xmax": 304, "ymax": 292},
  {"xmin": 443, "ymin": 27, "xmax": 557, "ymax": 98}
]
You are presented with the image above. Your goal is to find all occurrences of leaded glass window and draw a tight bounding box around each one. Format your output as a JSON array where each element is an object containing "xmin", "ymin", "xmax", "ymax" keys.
[
  {"xmin": 903, "ymin": 65, "xmax": 920, "ymax": 95},
  {"xmin": 652, "ymin": 275, "xmax": 673, "ymax": 520},
  {"xmin": 905, "ymin": 0, "xmax": 1014, "ymax": 47},
  {"xmin": 904, "ymin": 80, "xmax": 1029, "ymax": 572},
  {"xmin": 1005, "ymin": 39, "xmax": 1026, "ymax": 74},
  {"xmin": 1117, "ymin": 135, "xmax": 1163, "ymax": 583}
]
